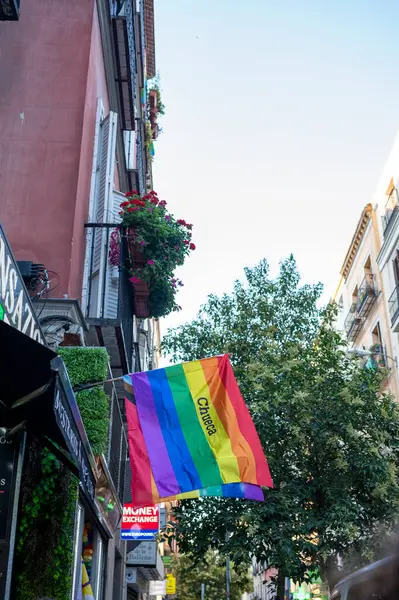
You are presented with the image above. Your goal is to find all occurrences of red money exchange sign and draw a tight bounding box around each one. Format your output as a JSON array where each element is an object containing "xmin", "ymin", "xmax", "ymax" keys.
[{"xmin": 121, "ymin": 504, "xmax": 159, "ymax": 540}]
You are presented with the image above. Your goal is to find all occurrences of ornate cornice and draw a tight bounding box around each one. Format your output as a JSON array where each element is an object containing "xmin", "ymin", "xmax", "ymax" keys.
[{"xmin": 340, "ymin": 203, "xmax": 373, "ymax": 280}]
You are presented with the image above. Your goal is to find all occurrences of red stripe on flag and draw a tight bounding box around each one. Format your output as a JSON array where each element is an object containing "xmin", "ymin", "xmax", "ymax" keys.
[
  {"xmin": 217, "ymin": 355, "xmax": 273, "ymax": 488},
  {"xmin": 125, "ymin": 398, "xmax": 155, "ymax": 508}
]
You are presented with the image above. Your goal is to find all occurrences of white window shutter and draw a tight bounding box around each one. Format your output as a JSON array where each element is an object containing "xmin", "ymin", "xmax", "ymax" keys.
[
  {"xmin": 102, "ymin": 190, "xmax": 126, "ymax": 319},
  {"xmin": 87, "ymin": 110, "xmax": 118, "ymax": 317}
]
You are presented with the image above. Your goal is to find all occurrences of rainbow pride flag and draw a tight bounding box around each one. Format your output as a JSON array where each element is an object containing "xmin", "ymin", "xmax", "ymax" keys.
[{"xmin": 124, "ymin": 355, "xmax": 273, "ymax": 507}]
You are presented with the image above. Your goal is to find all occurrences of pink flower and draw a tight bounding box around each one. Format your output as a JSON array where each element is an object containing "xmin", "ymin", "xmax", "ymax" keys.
[
  {"xmin": 159, "ymin": 200, "xmax": 167, "ymax": 207},
  {"xmin": 129, "ymin": 276, "xmax": 141, "ymax": 284},
  {"xmin": 147, "ymin": 259, "xmax": 155, "ymax": 265},
  {"xmin": 140, "ymin": 241, "xmax": 146, "ymax": 246},
  {"xmin": 165, "ymin": 215, "xmax": 171, "ymax": 222}
]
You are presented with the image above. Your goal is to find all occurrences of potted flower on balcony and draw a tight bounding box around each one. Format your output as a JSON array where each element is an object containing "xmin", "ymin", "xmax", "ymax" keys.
[{"xmin": 115, "ymin": 190, "xmax": 195, "ymax": 318}]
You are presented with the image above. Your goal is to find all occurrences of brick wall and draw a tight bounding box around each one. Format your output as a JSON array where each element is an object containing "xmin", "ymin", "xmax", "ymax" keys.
[{"xmin": 143, "ymin": 0, "xmax": 156, "ymax": 78}]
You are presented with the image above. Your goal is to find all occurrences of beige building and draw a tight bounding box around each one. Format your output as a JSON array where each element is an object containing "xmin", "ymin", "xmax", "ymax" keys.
[{"xmin": 335, "ymin": 203, "xmax": 399, "ymax": 398}]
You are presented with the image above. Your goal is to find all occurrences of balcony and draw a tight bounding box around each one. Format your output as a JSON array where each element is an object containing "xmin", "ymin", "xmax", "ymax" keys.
[
  {"xmin": 112, "ymin": 0, "xmax": 137, "ymax": 131},
  {"xmin": 344, "ymin": 274, "xmax": 378, "ymax": 341},
  {"xmin": 83, "ymin": 223, "xmax": 140, "ymax": 383},
  {"xmin": 382, "ymin": 204, "xmax": 399, "ymax": 238},
  {"xmin": 107, "ymin": 380, "xmax": 129, "ymax": 502},
  {"xmin": 388, "ymin": 283, "xmax": 399, "ymax": 331}
]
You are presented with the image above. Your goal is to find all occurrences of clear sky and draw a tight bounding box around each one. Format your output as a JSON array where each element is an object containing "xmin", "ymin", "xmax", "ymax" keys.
[{"xmin": 153, "ymin": 0, "xmax": 399, "ymax": 334}]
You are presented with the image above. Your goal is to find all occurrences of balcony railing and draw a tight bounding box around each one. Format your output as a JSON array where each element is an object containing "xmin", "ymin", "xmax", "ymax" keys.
[
  {"xmin": 344, "ymin": 274, "xmax": 377, "ymax": 341},
  {"xmin": 382, "ymin": 205, "xmax": 399, "ymax": 237},
  {"xmin": 107, "ymin": 385, "xmax": 128, "ymax": 502},
  {"xmin": 84, "ymin": 223, "xmax": 135, "ymax": 373},
  {"xmin": 388, "ymin": 283, "xmax": 399, "ymax": 326},
  {"xmin": 112, "ymin": 0, "xmax": 137, "ymax": 131}
]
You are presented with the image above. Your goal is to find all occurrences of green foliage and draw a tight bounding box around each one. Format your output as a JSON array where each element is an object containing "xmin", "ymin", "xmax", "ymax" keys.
[
  {"xmin": 145, "ymin": 120, "xmax": 155, "ymax": 162},
  {"xmin": 58, "ymin": 346, "xmax": 109, "ymax": 387},
  {"xmin": 15, "ymin": 346, "xmax": 110, "ymax": 599},
  {"xmin": 162, "ymin": 257, "xmax": 399, "ymax": 588},
  {"xmin": 120, "ymin": 191, "xmax": 195, "ymax": 316},
  {"xmin": 15, "ymin": 443, "xmax": 78, "ymax": 600},
  {"xmin": 58, "ymin": 346, "xmax": 110, "ymax": 454},
  {"xmin": 172, "ymin": 551, "xmax": 251, "ymax": 600},
  {"xmin": 147, "ymin": 75, "xmax": 166, "ymax": 116}
]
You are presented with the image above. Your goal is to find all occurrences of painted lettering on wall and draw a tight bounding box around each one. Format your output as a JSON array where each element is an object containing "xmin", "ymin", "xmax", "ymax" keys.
[{"xmin": 0, "ymin": 235, "xmax": 44, "ymax": 344}]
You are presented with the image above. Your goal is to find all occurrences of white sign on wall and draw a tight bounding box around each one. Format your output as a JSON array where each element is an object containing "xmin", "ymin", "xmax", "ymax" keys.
[
  {"xmin": 149, "ymin": 580, "xmax": 166, "ymax": 596},
  {"xmin": 126, "ymin": 541, "xmax": 157, "ymax": 566}
]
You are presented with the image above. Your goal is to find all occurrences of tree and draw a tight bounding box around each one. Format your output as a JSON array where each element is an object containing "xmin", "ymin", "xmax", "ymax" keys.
[
  {"xmin": 171, "ymin": 550, "xmax": 251, "ymax": 600},
  {"xmin": 162, "ymin": 257, "xmax": 399, "ymax": 591}
]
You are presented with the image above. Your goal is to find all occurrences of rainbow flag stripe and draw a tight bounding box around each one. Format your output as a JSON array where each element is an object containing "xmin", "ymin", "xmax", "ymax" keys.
[{"xmin": 125, "ymin": 355, "xmax": 273, "ymax": 507}]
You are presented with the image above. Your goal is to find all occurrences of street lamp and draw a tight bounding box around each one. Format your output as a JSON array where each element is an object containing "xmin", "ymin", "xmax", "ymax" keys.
[{"xmin": 347, "ymin": 347, "xmax": 398, "ymax": 368}]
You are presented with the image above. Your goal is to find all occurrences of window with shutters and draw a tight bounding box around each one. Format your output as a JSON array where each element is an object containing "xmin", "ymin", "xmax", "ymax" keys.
[{"xmin": 82, "ymin": 104, "xmax": 118, "ymax": 318}]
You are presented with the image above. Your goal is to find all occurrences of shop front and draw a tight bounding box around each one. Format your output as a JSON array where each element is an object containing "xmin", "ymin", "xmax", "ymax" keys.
[{"xmin": 0, "ymin": 225, "xmax": 120, "ymax": 600}]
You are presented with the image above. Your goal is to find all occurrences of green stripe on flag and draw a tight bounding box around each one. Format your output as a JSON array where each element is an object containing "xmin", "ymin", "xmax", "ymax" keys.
[{"xmin": 165, "ymin": 364, "xmax": 223, "ymax": 486}]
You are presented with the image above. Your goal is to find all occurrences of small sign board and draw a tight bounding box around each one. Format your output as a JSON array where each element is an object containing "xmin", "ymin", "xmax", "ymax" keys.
[
  {"xmin": 126, "ymin": 541, "xmax": 157, "ymax": 567},
  {"xmin": 166, "ymin": 574, "xmax": 176, "ymax": 595},
  {"xmin": 149, "ymin": 580, "xmax": 166, "ymax": 596},
  {"xmin": 159, "ymin": 507, "xmax": 166, "ymax": 529},
  {"xmin": 293, "ymin": 589, "xmax": 311, "ymax": 600},
  {"xmin": 121, "ymin": 504, "xmax": 159, "ymax": 540}
]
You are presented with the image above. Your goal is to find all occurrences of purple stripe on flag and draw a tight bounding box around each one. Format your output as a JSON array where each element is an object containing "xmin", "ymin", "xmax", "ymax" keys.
[
  {"xmin": 242, "ymin": 483, "xmax": 264, "ymax": 501},
  {"xmin": 131, "ymin": 372, "xmax": 180, "ymax": 497}
]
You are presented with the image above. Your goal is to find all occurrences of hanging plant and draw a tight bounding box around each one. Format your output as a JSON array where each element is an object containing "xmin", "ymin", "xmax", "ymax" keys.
[{"xmin": 117, "ymin": 190, "xmax": 195, "ymax": 318}]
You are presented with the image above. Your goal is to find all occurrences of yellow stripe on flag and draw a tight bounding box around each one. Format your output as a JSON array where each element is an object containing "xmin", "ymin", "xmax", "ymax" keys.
[{"xmin": 183, "ymin": 361, "xmax": 240, "ymax": 483}]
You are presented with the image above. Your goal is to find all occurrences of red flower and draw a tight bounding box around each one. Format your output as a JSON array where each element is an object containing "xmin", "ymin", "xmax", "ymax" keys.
[
  {"xmin": 159, "ymin": 200, "xmax": 167, "ymax": 207},
  {"xmin": 183, "ymin": 240, "xmax": 189, "ymax": 245},
  {"xmin": 177, "ymin": 219, "xmax": 187, "ymax": 226},
  {"xmin": 131, "ymin": 199, "xmax": 145, "ymax": 207},
  {"xmin": 127, "ymin": 207, "xmax": 139, "ymax": 213},
  {"xmin": 150, "ymin": 198, "xmax": 159, "ymax": 205},
  {"xmin": 186, "ymin": 224, "xmax": 193, "ymax": 230},
  {"xmin": 118, "ymin": 211, "xmax": 124, "ymax": 216},
  {"xmin": 126, "ymin": 190, "xmax": 139, "ymax": 197},
  {"xmin": 189, "ymin": 243, "xmax": 196, "ymax": 250}
]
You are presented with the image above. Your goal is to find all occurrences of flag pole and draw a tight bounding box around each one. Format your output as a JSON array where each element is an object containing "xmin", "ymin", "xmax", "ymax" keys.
[
  {"xmin": 73, "ymin": 375, "xmax": 126, "ymax": 392},
  {"xmin": 201, "ymin": 583, "xmax": 205, "ymax": 600}
]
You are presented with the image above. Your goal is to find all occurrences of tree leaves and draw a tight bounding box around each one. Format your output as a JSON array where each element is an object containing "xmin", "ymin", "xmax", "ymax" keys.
[{"xmin": 162, "ymin": 257, "xmax": 399, "ymax": 587}]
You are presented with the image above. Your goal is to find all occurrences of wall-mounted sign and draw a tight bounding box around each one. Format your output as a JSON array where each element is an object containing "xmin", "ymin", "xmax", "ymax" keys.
[
  {"xmin": 121, "ymin": 504, "xmax": 159, "ymax": 540},
  {"xmin": 159, "ymin": 507, "xmax": 166, "ymax": 529},
  {"xmin": 52, "ymin": 361, "xmax": 97, "ymax": 501},
  {"xmin": 166, "ymin": 574, "xmax": 176, "ymax": 595},
  {"xmin": 149, "ymin": 580, "xmax": 166, "ymax": 596},
  {"xmin": 126, "ymin": 541, "xmax": 157, "ymax": 567},
  {"xmin": 0, "ymin": 430, "xmax": 18, "ymax": 542},
  {"xmin": 0, "ymin": 227, "xmax": 44, "ymax": 344}
]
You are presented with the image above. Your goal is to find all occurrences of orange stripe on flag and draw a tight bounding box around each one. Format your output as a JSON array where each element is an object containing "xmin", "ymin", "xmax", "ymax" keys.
[{"xmin": 200, "ymin": 357, "xmax": 258, "ymax": 484}]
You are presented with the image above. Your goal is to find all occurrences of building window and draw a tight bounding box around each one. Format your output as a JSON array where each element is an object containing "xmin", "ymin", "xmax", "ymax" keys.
[{"xmin": 383, "ymin": 178, "xmax": 399, "ymax": 234}]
